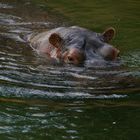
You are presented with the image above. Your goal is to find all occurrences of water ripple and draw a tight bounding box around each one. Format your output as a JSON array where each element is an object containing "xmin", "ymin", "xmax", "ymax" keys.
[
  {"xmin": 0, "ymin": 0, "xmax": 139, "ymax": 101},
  {"xmin": 0, "ymin": 3, "xmax": 13, "ymax": 9}
]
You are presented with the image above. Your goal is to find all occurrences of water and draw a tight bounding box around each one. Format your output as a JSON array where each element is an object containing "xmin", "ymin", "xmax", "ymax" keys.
[{"xmin": 0, "ymin": 0, "xmax": 140, "ymax": 139}]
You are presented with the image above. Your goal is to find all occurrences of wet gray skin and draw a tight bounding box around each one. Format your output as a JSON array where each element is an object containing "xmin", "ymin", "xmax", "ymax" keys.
[{"xmin": 28, "ymin": 26, "xmax": 119, "ymax": 65}]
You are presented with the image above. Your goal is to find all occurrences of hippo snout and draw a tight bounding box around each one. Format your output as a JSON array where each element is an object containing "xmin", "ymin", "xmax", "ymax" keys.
[{"xmin": 99, "ymin": 44, "xmax": 120, "ymax": 61}]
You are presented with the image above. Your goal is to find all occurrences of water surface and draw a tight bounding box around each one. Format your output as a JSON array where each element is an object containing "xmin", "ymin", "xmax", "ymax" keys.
[{"xmin": 0, "ymin": 0, "xmax": 140, "ymax": 140}]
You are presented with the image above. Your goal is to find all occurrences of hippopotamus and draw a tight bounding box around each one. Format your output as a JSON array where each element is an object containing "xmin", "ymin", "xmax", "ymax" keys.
[{"xmin": 27, "ymin": 26, "xmax": 120, "ymax": 65}]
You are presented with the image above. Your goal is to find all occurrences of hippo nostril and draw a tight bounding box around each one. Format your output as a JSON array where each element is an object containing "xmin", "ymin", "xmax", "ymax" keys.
[{"xmin": 68, "ymin": 56, "xmax": 74, "ymax": 62}]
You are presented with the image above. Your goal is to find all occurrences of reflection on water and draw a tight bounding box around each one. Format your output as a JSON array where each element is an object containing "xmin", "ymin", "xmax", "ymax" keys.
[{"xmin": 0, "ymin": 0, "xmax": 140, "ymax": 139}]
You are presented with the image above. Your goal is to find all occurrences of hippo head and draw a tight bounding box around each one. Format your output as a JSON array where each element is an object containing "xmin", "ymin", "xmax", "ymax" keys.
[{"xmin": 48, "ymin": 27, "xmax": 120, "ymax": 65}]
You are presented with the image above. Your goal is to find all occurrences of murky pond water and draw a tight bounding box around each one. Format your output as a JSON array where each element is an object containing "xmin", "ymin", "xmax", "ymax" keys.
[{"xmin": 0, "ymin": 0, "xmax": 140, "ymax": 139}]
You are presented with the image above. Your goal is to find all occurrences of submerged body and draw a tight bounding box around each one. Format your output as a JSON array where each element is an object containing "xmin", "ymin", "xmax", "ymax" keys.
[{"xmin": 28, "ymin": 26, "xmax": 120, "ymax": 65}]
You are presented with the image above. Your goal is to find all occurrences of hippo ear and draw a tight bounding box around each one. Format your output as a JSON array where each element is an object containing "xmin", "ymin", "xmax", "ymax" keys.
[
  {"xmin": 102, "ymin": 27, "xmax": 116, "ymax": 43},
  {"xmin": 49, "ymin": 33, "xmax": 63, "ymax": 48}
]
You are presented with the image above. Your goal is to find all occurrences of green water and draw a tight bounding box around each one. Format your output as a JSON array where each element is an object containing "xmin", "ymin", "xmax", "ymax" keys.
[{"xmin": 0, "ymin": 0, "xmax": 140, "ymax": 140}]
